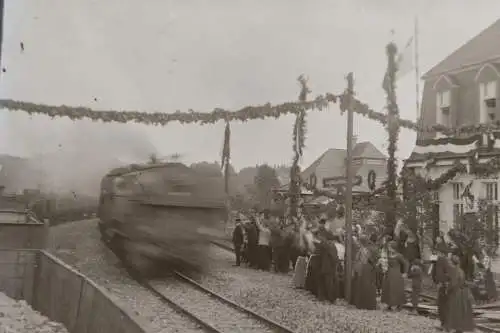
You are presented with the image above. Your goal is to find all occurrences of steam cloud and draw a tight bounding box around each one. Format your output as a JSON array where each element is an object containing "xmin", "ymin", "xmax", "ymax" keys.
[{"xmin": 3, "ymin": 115, "xmax": 157, "ymax": 197}]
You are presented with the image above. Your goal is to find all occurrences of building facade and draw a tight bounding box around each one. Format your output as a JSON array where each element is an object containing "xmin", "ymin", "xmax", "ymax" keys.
[
  {"xmin": 406, "ymin": 19, "xmax": 500, "ymax": 234},
  {"xmin": 301, "ymin": 138, "xmax": 387, "ymax": 195}
]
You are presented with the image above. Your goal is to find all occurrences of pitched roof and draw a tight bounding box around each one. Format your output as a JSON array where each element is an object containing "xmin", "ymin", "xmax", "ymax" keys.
[
  {"xmin": 423, "ymin": 19, "xmax": 500, "ymax": 78},
  {"xmin": 301, "ymin": 142, "xmax": 386, "ymax": 180},
  {"xmin": 352, "ymin": 142, "xmax": 387, "ymax": 159},
  {"xmin": 301, "ymin": 148, "xmax": 345, "ymax": 180}
]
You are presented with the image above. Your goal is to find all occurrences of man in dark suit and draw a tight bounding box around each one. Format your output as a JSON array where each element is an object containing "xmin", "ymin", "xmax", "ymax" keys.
[
  {"xmin": 232, "ymin": 218, "xmax": 245, "ymax": 266},
  {"xmin": 245, "ymin": 217, "xmax": 259, "ymax": 268}
]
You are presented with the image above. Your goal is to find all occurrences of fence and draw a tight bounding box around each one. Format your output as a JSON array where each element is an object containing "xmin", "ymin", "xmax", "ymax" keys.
[{"xmin": 0, "ymin": 249, "xmax": 150, "ymax": 333}]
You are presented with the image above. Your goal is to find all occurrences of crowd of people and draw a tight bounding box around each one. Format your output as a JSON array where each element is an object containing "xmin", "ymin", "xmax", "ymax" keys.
[{"xmin": 231, "ymin": 208, "xmax": 499, "ymax": 333}]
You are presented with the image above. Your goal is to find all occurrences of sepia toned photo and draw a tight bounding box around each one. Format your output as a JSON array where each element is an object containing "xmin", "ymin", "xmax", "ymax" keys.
[{"xmin": 0, "ymin": 1, "xmax": 499, "ymax": 332}]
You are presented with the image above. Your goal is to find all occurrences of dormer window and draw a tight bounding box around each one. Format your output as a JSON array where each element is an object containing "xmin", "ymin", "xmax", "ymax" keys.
[
  {"xmin": 480, "ymin": 80, "xmax": 497, "ymax": 123},
  {"xmin": 436, "ymin": 90, "xmax": 451, "ymax": 127}
]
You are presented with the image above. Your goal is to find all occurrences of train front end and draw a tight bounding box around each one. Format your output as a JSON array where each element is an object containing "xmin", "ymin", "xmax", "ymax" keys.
[{"xmin": 98, "ymin": 163, "xmax": 226, "ymax": 276}]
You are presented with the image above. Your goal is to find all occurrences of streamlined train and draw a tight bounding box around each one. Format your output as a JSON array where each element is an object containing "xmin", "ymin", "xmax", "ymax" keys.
[{"xmin": 97, "ymin": 162, "xmax": 227, "ymax": 277}]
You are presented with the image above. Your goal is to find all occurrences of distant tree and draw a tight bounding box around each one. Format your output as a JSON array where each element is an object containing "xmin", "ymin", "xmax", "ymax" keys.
[
  {"xmin": 148, "ymin": 153, "xmax": 159, "ymax": 164},
  {"xmin": 253, "ymin": 164, "xmax": 280, "ymax": 210},
  {"xmin": 190, "ymin": 161, "xmax": 222, "ymax": 177}
]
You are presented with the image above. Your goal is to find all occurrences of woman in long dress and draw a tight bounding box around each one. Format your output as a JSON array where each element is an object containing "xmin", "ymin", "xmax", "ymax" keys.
[
  {"xmin": 292, "ymin": 217, "xmax": 314, "ymax": 288},
  {"xmin": 446, "ymin": 254, "xmax": 475, "ymax": 332},
  {"xmin": 381, "ymin": 241, "xmax": 408, "ymax": 310},
  {"xmin": 481, "ymin": 248, "xmax": 498, "ymax": 301},
  {"xmin": 376, "ymin": 235, "xmax": 391, "ymax": 296},
  {"xmin": 305, "ymin": 230, "xmax": 322, "ymax": 296},
  {"xmin": 351, "ymin": 235, "xmax": 378, "ymax": 310}
]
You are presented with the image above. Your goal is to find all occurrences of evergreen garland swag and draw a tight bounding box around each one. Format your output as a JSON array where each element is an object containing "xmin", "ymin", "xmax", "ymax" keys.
[
  {"xmin": 221, "ymin": 121, "xmax": 231, "ymax": 194},
  {"xmin": 382, "ymin": 42, "xmax": 400, "ymax": 230},
  {"xmin": 288, "ymin": 75, "xmax": 310, "ymax": 218}
]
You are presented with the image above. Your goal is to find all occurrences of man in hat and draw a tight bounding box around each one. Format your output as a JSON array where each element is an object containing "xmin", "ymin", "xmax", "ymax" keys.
[{"xmin": 232, "ymin": 217, "xmax": 245, "ymax": 266}]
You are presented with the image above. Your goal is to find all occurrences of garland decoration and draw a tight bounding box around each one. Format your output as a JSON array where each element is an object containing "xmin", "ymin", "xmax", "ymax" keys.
[
  {"xmin": 3, "ymin": 96, "xmax": 500, "ymax": 135},
  {"xmin": 470, "ymin": 156, "xmax": 500, "ymax": 178},
  {"xmin": 382, "ymin": 42, "xmax": 400, "ymax": 230},
  {"xmin": 288, "ymin": 75, "xmax": 310, "ymax": 218},
  {"xmin": 426, "ymin": 160, "xmax": 467, "ymax": 190},
  {"xmin": 367, "ymin": 170, "xmax": 376, "ymax": 192},
  {"xmin": 221, "ymin": 121, "xmax": 231, "ymax": 196},
  {"xmin": 0, "ymin": 95, "xmax": 337, "ymax": 125}
]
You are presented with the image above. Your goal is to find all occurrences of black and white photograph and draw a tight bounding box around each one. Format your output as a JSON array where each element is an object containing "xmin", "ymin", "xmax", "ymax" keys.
[{"xmin": 0, "ymin": 0, "xmax": 500, "ymax": 332}]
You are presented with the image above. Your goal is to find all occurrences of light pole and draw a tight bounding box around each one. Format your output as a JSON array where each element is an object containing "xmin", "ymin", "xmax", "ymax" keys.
[{"xmin": 344, "ymin": 72, "xmax": 354, "ymax": 301}]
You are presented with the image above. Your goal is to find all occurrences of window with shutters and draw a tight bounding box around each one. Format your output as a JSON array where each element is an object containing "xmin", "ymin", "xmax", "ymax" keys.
[
  {"xmin": 480, "ymin": 81, "xmax": 498, "ymax": 122},
  {"xmin": 484, "ymin": 182, "xmax": 499, "ymax": 201},
  {"xmin": 482, "ymin": 181, "xmax": 500, "ymax": 247},
  {"xmin": 452, "ymin": 182, "xmax": 464, "ymax": 227},
  {"xmin": 436, "ymin": 90, "xmax": 452, "ymax": 127}
]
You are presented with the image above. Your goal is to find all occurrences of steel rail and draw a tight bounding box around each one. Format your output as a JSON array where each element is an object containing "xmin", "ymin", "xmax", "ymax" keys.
[
  {"xmin": 108, "ymin": 239, "xmax": 222, "ymax": 333},
  {"xmin": 173, "ymin": 270, "xmax": 297, "ymax": 333},
  {"xmin": 141, "ymin": 278, "xmax": 222, "ymax": 332}
]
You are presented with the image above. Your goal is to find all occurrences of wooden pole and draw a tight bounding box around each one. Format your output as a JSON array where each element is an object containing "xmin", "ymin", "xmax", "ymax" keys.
[
  {"xmin": 384, "ymin": 43, "xmax": 399, "ymax": 232},
  {"xmin": 344, "ymin": 72, "xmax": 355, "ymax": 301}
]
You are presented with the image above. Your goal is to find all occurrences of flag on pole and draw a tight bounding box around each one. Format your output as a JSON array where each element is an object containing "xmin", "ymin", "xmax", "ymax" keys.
[
  {"xmin": 382, "ymin": 35, "xmax": 415, "ymax": 91},
  {"xmin": 396, "ymin": 36, "xmax": 415, "ymax": 79}
]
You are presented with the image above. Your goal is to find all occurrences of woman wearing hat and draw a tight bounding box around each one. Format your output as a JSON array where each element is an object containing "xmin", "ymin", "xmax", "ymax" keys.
[
  {"xmin": 351, "ymin": 235, "xmax": 377, "ymax": 310},
  {"xmin": 381, "ymin": 240, "xmax": 408, "ymax": 311}
]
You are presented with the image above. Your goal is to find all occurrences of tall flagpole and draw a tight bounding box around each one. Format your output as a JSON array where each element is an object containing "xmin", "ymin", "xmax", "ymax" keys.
[
  {"xmin": 414, "ymin": 16, "xmax": 426, "ymax": 250},
  {"xmin": 414, "ymin": 16, "xmax": 421, "ymax": 130},
  {"xmin": 0, "ymin": 0, "xmax": 4, "ymax": 76}
]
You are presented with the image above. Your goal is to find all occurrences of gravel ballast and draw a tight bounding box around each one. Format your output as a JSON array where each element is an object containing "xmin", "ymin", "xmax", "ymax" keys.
[
  {"xmin": 48, "ymin": 219, "xmax": 205, "ymax": 333},
  {"xmin": 0, "ymin": 292, "xmax": 68, "ymax": 333},
  {"xmin": 49, "ymin": 219, "xmax": 454, "ymax": 333},
  {"xmin": 200, "ymin": 245, "xmax": 445, "ymax": 333},
  {"xmin": 150, "ymin": 278, "xmax": 275, "ymax": 333}
]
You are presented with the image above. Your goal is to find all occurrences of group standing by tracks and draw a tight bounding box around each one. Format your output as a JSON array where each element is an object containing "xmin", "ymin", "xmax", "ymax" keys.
[{"xmin": 230, "ymin": 208, "xmax": 500, "ymax": 333}]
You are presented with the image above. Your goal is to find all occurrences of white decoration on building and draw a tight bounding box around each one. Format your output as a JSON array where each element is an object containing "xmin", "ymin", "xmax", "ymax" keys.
[{"xmin": 413, "ymin": 140, "xmax": 478, "ymax": 155}]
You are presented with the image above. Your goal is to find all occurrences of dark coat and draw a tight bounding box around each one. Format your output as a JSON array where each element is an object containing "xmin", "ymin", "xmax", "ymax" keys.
[
  {"xmin": 246, "ymin": 223, "xmax": 259, "ymax": 246},
  {"xmin": 232, "ymin": 224, "xmax": 244, "ymax": 245}
]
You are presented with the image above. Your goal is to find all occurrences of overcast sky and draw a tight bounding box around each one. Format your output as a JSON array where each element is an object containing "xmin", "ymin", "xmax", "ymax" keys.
[{"xmin": 1, "ymin": 0, "xmax": 500, "ymax": 171}]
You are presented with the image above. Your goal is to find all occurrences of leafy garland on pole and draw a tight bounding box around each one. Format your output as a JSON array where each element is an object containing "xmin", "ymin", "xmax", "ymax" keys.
[
  {"xmin": 221, "ymin": 120, "xmax": 231, "ymax": 229},
  {"xmin": 288, "ymin": 75, "xmax": 310, "ymax": 218},
  {"xmin": 221, "ymin": 121, "xmax": 231, "ymax": 195},
  {"xmin": 382, "ymin": 42, "xmax": 400, "ymax": 231}
]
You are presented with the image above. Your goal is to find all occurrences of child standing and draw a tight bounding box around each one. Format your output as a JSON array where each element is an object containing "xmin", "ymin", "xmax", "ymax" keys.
[{"xmin": 408, "ymin": 259, "xmax": 423, "ymax": 313}]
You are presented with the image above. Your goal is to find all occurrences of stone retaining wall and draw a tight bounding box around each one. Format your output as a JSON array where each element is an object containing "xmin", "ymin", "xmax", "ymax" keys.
[{"xmin": 0, "ymin": 249, "xmax": 149, "ymax": 333}]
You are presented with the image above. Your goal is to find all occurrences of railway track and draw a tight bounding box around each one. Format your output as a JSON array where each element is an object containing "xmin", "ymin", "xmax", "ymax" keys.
[
  {"xmin": 104, "ymin": 235, "xmax": 296, "ymax": 332},
  {"xmin": 211, "ymin": 240, "xmax": 235, "ymax": 252},
  {"xmin": 126, "ymin": 264, "xmax": 296, "ymax": 333},
  {"xmin": 149, "ymin": 271, "xmax": 296, "ymax": 333}
]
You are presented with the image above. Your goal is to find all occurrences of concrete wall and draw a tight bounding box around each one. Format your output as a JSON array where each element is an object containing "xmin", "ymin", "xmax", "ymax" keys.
[
  {"xmin": 0, "ymin": 249, "xmax": 149, "ymax": 333},
  {"xmin": 0, "ymin": 250, "xmax": 37, "ymax": 302},
  {"xmin": 0, "ymin": 224, "xmax": 47, "ymax": 249}
]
